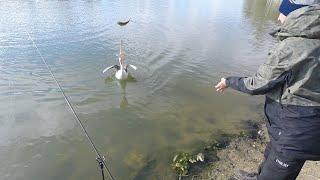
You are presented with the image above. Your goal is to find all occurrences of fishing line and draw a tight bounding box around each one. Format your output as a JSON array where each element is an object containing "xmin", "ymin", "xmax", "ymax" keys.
[{"xmin": 27, "ymin": 32, "xmax": 115, "ymax": 180}]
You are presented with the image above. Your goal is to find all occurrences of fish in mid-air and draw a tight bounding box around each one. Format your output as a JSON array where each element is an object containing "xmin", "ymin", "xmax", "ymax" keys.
[{"xmin": 117, "ymin": 19, "xmax": 130, "ymax": 26}]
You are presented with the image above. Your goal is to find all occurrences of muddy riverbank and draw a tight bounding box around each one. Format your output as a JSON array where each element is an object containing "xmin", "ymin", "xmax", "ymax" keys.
[{"xmin": 175, "ymin": 120, "xmax": 320, "ymax": 180}]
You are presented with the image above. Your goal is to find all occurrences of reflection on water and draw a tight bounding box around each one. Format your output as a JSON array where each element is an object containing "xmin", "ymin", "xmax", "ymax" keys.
[
  {"xmin": 0, "ymin": 0, "xmax": 279, "ymax": 179},
  {"xmin": 104, "ymin": 74, "xmax": 137, "ymax": 108}
]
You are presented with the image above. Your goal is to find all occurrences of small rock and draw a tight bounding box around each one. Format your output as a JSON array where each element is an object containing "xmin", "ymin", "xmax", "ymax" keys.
[
  {"xmin": 173, "ymin": 155, "xmax": 178, "ymax": 162},
  {"xmin": 189, "ymin": 158, "xmax": 197, "ymax": 163},
  {"xmin": 196, "ymin": 153, "xmax": 204, "ymax": 162}
]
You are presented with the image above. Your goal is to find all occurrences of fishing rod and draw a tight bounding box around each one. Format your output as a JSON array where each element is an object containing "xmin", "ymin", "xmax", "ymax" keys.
[{"xmin": 27, "ymin": 32, "xmax": 115, "ymax": 180}]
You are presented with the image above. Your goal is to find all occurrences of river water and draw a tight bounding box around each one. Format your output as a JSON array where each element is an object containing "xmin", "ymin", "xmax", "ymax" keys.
[{"xmin": 0, "ymin": 0, "xmax": 279, "ymax": 179}]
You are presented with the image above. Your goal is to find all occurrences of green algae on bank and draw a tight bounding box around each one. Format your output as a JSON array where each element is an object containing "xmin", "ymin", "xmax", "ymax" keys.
[
  {"xmin": 171, "ymin": 120, "xmax": 263, "ymax": 179},
  {"xmin": 171, "ymin": 152, "xmax": 205, "ymax": 177}
]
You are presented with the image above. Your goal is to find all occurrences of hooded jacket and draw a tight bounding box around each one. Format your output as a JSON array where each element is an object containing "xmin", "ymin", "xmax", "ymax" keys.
[
  {"xmin": 292, "ymin": 0, "xmax": 320, "ymax": 5},
  {"xmin": 227, "ymin": 5, "xmax": 320, "ymax": 107},
  {"xmin": 226, "ymin": 5, "xmax": 320, "ymax": 159}
]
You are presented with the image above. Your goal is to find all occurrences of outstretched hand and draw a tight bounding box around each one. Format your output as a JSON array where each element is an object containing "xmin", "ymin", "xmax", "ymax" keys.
[{"xmin": 215, "ymin": 78, "xmax": 228, "ymax": 92}]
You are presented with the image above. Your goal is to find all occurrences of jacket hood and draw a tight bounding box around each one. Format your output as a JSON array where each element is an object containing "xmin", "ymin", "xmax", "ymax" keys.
[
  {"xmin": 291, "ymin": 0, "xmax": 320, "ymax": 5},
  {"xmin": 275, "ymin": 5, "xmax": 320, "ymax": 39}
]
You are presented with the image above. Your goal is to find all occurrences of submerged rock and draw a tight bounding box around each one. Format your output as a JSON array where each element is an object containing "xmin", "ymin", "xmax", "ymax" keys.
[{"xmin": 123, "ymin": 151, "xmax": 147, "ymax": 171}]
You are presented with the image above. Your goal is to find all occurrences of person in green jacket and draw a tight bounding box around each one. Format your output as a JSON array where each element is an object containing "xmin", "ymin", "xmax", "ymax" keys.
[{"xmin": 215, "ymin": 1, "xmax": 320, "ymax": 179}]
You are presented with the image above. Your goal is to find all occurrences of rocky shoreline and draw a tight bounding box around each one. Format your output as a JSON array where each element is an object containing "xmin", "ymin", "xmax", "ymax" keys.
[{"xmin": 173, "ymin": 120, "xmax": 320, "ymax": 180}]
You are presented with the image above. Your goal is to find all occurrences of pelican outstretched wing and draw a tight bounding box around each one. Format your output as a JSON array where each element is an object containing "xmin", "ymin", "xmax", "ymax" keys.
[
  {"xmin": 128, "ymin": 64, "xmax": 137, "ymax": 70},
  {"xmin": 102, "ymin": 65, "xmax": 120, "ymax": 73}
]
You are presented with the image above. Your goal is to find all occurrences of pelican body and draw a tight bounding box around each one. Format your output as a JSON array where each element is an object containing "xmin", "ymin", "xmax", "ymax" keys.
[{"xmin": 102, "ymin": 40, "xmax": 137, "ymax": 80}]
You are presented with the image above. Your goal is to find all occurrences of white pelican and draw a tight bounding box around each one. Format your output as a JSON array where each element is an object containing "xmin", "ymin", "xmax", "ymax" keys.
[{"xmin": 102, "ymin": 40, "xmax": 137, "ymax": 80}]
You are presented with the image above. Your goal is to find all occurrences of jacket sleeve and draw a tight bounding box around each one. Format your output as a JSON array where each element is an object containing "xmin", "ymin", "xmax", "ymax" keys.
[{"xmin": 226, "ymin": 43, "xmax": 291, "ymax": 95}]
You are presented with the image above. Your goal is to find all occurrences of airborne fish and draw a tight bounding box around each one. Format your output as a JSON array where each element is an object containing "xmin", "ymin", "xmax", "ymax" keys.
[{"xmin": 117, "ymin": 19, "xmax": 130, "ymax": 26}]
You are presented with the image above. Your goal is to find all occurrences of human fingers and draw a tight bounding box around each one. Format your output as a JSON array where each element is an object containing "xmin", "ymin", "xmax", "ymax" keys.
[{"xmin": 215, "ymin": 80, "xmax": 223, "ymax": 88}]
